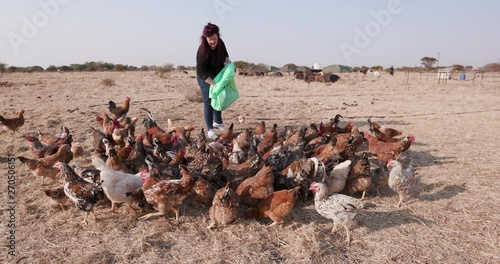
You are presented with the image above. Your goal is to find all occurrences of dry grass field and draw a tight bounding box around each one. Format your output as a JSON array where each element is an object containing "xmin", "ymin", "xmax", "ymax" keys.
[{"xmin": 1, "ymin": 71, "xmax": 499, "ymax": 263}]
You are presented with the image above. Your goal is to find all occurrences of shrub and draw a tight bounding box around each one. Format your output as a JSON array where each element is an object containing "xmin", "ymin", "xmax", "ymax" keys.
[
  {"xmin": 156, "ymin": 63, "xmax": 175, "ymax": 78},
  {"xmin": 183, "ymin": 85, "xmax": 202, "ymax": 103},
  {"xmin": 101, "ymin": 78, "xmax": 115, "ymax": 87}
]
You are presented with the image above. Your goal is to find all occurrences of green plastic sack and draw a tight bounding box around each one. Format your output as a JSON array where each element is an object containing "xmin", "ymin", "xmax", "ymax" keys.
[{"xmin": 209, "ymin": 62, "xmax": 239, "ymax": 111}]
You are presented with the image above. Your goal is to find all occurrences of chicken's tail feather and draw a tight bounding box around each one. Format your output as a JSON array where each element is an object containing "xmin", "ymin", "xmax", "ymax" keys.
[
  {"xmin": 244, "ymin": 207, "xmax": 260, "ymax": 219},
  {"xmin": 363, "ymin": 202, "xmax": 377, "ymax": 209},
  {"xmin": 139, "ymin": 108, "xmax": 155, "ymax": 123}
]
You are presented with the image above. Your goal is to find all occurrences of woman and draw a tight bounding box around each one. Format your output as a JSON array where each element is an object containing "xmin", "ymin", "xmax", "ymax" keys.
[{"xmin": 196, "ymin": 23, "xmax": 230, "ymax": 139}]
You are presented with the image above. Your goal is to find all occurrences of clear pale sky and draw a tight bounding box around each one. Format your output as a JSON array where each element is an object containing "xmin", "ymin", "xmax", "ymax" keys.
[{"xmin": 1, "ymin": 0, "xmax": 499, "ymax": 69}]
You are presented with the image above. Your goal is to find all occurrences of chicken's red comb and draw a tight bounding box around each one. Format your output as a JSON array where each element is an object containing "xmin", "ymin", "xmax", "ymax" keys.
[
  {"xmin": 26, "ymin": 135, "xmax": 32, "ymax": 141},
  {"xmin": 408, "ymin": 135, "xmax": 416, "ymax": 143}
]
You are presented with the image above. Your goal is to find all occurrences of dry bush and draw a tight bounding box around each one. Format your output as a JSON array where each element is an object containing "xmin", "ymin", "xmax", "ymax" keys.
[
  {"xmin": 100, "ymin": 78, "xmax": 115, "ymax": 86},
  {"xmin": 156, "ymin": 63, "xmax": 175, "ymax": 78},
  {"xmin": 183, "ymin": 85, "xmax": 202, "ymax": 103}
]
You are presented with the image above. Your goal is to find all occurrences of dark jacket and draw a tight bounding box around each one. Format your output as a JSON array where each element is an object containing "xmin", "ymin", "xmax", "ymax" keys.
[{"xmin": 196, "ymin": 39, "xmax": 229, "ymax": 81}]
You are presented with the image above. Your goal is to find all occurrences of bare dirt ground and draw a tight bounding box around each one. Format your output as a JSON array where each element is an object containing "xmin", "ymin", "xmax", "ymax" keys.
[{"xmin": 0, "ymin": 71, "xmax": 499, "ymax": 263}]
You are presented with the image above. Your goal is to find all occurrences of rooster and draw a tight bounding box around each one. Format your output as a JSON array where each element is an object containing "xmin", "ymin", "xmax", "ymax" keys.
[
  {"xmin": 309, "ymin": 182, "xmax": 375, "ymax": 246},
  {"xmin": 54, "ymin": 162, "xmax": 105, "ymax": 224},
  {"xmin": 207, "ymin": 182, "xmax": 240, "ymax": 229},
  {"xmin": 387, "ymin": 160, "xmax": 416, "ymax": 207},
  {"xmin": 0, "ymin": 109, "xmax": 24, "ymax": 134},
  {"xmin": 108, "ymin": 96, "xmax": 131, "ymax": 119}
]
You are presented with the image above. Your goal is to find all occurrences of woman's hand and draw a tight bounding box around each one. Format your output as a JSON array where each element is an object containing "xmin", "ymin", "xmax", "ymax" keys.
[
  {"xmin": 205, "ymin": 77, "xmax": 216, "ymax": 86},
  {"xmin": 224, "ymin": 57, "xmax": 231, "ymax": 66}
]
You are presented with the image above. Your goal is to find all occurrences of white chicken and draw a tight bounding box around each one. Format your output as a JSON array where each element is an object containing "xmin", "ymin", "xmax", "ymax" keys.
[
  {"xmin": 309, "ymin": 182, "xmax": 375, "ymax": 245},
  {"xmin": 322, "ymin": 160, "xmax": 352, "ymax": 194},
  {"xmin": 387, "ymin": 160, "xmax": 416, "ymax": 207},
  {"xmin": 91, "ymin": 157, "xmax": 144, "ymax": 212}
]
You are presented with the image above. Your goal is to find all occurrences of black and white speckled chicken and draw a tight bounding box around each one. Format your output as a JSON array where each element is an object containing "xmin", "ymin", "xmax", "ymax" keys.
[
  {"xmin": 387, "ymin": 160, "xmax": 416, "ymax": 207},
  {"xmin": 309, "ymin": 182, "xmax": 375, "ymax": 246},
  {"xmin": 54, "ymin": 162, "xmax": 105, "ymax": 224},
  {"xmin": 280, "ymin": 157, "xmax": 325, "ymax": 201}
]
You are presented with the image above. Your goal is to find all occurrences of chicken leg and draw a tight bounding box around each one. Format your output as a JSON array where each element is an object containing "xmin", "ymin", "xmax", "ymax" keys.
[
  {"xmin": 138, "ymin": 204, "xmax": 167, "ymax": 221},
  {"xmin": 361, "ymin": 191, "xmax": 366, "ymax": 200},
  {"xmin": 172, "ymin": 206, "xmax": 180, "ymax": 221},
  {"xmin": 81, "ymin": 211, "xmax": 90, "ymax": 225},
  {"xmin": 268, "ymin": 221, "xmax": 278, "ymax": 227},
  {"xmin": 343, "ymin": 224, "xmax": 351, "ymax": 246},
  {"xmin": 331, "ymin": 222, "xmax": 339, "ymax": 233},
  {"xmin": 397, "ymin": 194, "xmax": 404, "ymax": 208}
]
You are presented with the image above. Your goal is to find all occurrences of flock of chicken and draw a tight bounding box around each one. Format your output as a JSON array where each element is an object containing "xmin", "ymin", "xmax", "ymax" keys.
[{"xmin": 1, "ymin": 96, "xmax": 417, "ymax": 246}]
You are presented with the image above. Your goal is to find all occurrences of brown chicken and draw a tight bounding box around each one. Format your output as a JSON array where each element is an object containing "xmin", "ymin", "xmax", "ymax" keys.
[
  {"xmin": 207, "ymin": 182, "xmax": 240, "ymax": 229},
  {"xmin": 254, "ymin": 121, "xmax": 266, "ymax": 136},
  {"xmin": 0, "ymin": 109, "xmax": 24, "ymax": 134},
  {"xmin": 365, "ymin": 133, "xmax": 415, "ymax": 164},
  {"xmin": 139, "ymin": 165, "xmax": 195, "ymax": 221},
  {"xmin": 26, "ymin": 135, "xmax": 55, "ymax": 158},
  {"xmin": 71, "ymin": 142, "xmax": 84, "ymax": 160},
  {"xmin": 141, "ymin": 108, "xmax": 173, "ymax": 146},
  {"xmin": 345, "ymin": 152, "xmax": 371, "ymax": 200},
  {"xmin": 221, "ymin": 153, "xmax": 263, "ymax": 189},
  {"xmin": 37, "ymin": 126, "xmax": 70, "ymax": 146},
  {"xmin": 106, "ymin": 148, "xmax": 133, "ymax": 174},
  {"xmin": 18, "ymin": 144, "xmax": 73, "ymax": 185},
  {"xmin": 108, "ymin": 96, "xmax": 131, "ymax": 119},
  {"xmin": 258, "ymin": 123, "xmax": 278, "ymax": 155},
  {"xmin": 368, "ymin": 118, "xmax": 402, "ymax": 138},
  {"xmin": 236, "ymin": 163, "xmax": 275, "ymax": 207},
  {"xmin": 246, "ymin": 187, "xmax": 300, "ymax": 226},
  {"xmin": 283, "ymin": 126, "xmax": 307, "ymax": 147},
  {"xmin": 44, "ymin": 187, "xmax": 69, "ymax": 210},
  {"xmin": 216, "ymin": 123, "xmax": 234, "ymax": 143}
]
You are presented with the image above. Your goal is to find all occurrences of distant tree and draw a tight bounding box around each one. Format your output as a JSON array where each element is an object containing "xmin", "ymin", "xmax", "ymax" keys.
[
  {"xmin": 46, "ymin": 65, "xmax": 58, "ymax": 72},
  {"xmin": 352, "ymin": 66, "xmax": 360, "ymax": 72},
  {"xmin": 0, "ymin": 62, "xmax": 6, "ymax": 76},
  {"xmin": 371, "ymin": 65, "xmax": 383, "ymax": 71},
  {"xmin": 29, "ymin": 65, "xmax": 44, "ymax": 72},
  {"xmin": 421, "ymin": 56, "xmax": 437, "ymax": 68},
  {"xmin": 163, "ymin": 63, "xmax": 174, "ymax": 70},
  {"xmin": 155, "ymin": 63, "xmax": 175, "ymax": 78},
  {"xmin": 233, "ymin": 60, "xmax": 249, "ymax": 69},
  {"xmin": 464, "ymin": 65, "xmax": 473, "ymax": 71},
  {"xmin": 451, "ymin": 64, "xmax": 464, "ymax": 71},
  {"xmin": 114, "ymin": 64, "xmax": 128, "ymax": 71},
  {"xmin": 127, "ymin": 65, "xmax": 138, "ymax": 71},
  {"xmin": 479, "ymin": 63, "xmax": 500, "ymax": 72},
  {"xmin": 177, "ymin": 65, "xmax": 187, "ymax": 71},
  {"xmin": 69, "ymin": 64, "xmax": 84, "ymax": 71},
  {"xmin": 58, "ymin": 65, "xmax": 73, "ymax": 72},
  {"xmin": 7, "ymin": 66, "xmax": 17, "ymax": 73},
  {"xmin": 140, "ymin": 65, "xmax": 150, "ymax": 71},
  {"xmin": 282, "ymin": 63, "xmax": 297, "ymax": 68},
  {"xmin": 84, "ymin": 62, "xmax": 97, "ymax": 71}
]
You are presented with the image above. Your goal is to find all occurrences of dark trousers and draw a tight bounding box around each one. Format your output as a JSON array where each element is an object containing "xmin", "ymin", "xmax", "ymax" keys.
[{"xmin": 197, "ymin": 75, "xmax": 222, "ymax": 130}]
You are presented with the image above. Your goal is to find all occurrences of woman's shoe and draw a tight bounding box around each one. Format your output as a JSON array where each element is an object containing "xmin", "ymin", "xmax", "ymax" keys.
[
  {"xmin": 207, "ymin": 129, "xmax": 218, "ymax": 140},
  {"xmin": 213, "ymin": 122, "xmax": 225, "ymax": 131}
]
